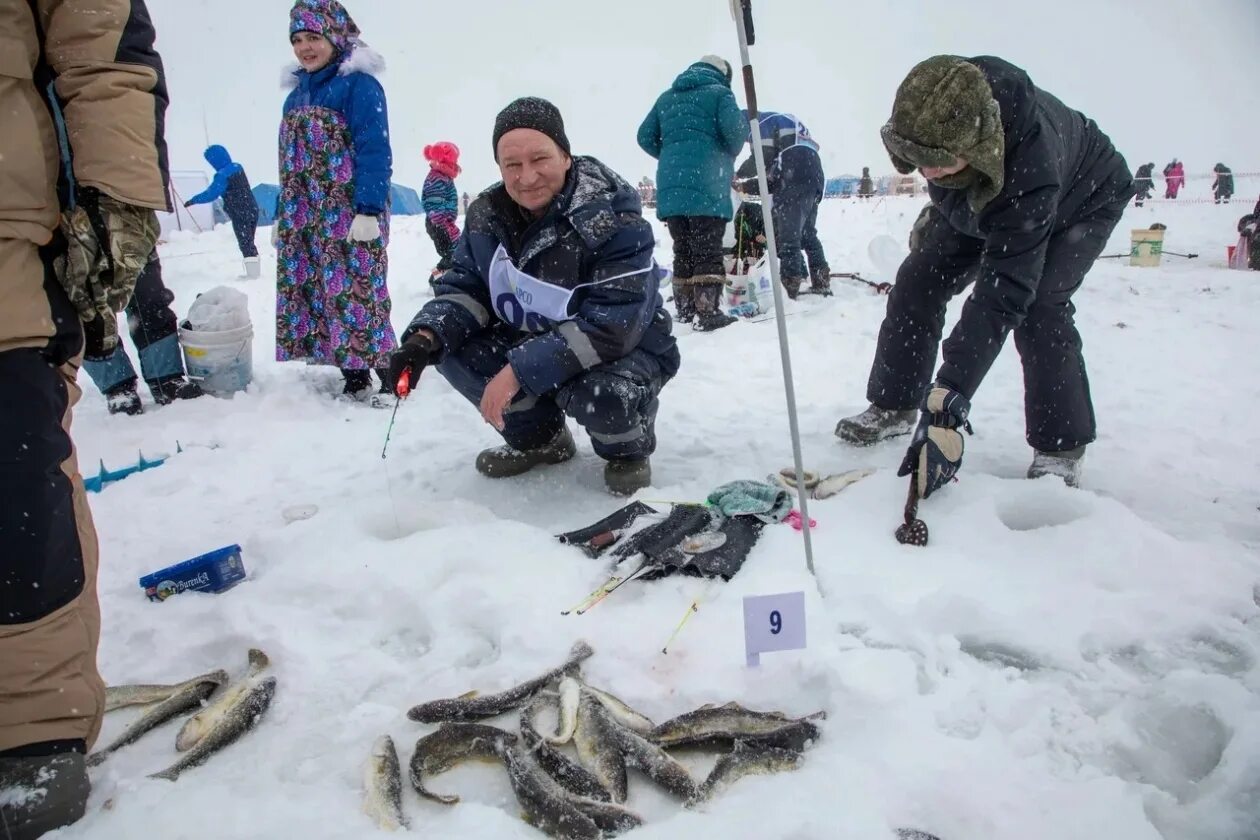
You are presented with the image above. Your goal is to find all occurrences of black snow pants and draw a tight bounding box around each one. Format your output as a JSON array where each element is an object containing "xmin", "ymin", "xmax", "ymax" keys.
[
  {"xmin": 866, "ymin": 202, "xmax": 1124, "ymax": 453},
  {"xmin": 425, "ymin": 218, "xmax": 457, "ymax": 273},
  {"xmin": 666, "ymin": 216, "xmax": 727, "ymax": 319},
  {"xmin": 772, "ymin": 147, "xmax": 828, "ymax": 287},
  {"xmin": 223, "ymin": 176, "xmax": 259, "ymax": 259}
]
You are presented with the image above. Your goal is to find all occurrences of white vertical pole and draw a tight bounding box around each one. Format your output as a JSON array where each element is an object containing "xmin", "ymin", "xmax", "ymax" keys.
[{"xmin": 730, "ymin": 0, "xmax": 818, "ymax": 581}]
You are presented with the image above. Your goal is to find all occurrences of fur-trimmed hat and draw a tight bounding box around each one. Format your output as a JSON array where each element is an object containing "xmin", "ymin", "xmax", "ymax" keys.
[
  {"xmin": 492, "ymin": 97, "xmax": 570, "ymax": 161},
  {"xmin": 880, "ymin": 56, "xmax": 1006, "ymax": 213},
  {"xmin": 290, "ymin": 0, "xmax": 360, "ymax": 53}
]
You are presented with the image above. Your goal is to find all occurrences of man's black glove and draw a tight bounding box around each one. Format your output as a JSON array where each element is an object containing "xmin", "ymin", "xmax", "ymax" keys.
[
  {"xmin": 387, "ymin": 332, "xmax": 436, "ymax": 397},
  {"xmin": 898, "ymin": 385, "xmax": 973, "ymax": 500}
]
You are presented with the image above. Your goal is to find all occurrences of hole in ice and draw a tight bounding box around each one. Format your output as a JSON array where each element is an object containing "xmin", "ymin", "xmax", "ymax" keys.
[
  {"xmin": 996, "ymin": 491, "xmax": 1091, "ymax": 531},
  {"xmin": 957, "ymin": 636, "xmax": 1043, "ymax": 671}
]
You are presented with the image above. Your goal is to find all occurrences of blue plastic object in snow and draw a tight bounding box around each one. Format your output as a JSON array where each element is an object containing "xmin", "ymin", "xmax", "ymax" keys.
[
  {"xmin": 139, "ymin": 544, "xmax": 248, "ymax": 602},
  {"xmin": 82, "ymin": 450, "xmax": 169, "ymax": 493}
]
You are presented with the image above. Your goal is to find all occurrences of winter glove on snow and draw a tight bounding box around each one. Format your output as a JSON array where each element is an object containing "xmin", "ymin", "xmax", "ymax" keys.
[
  {"xmin": 387, "ymin": 332, "xmax": 436, "ymax": 397},
  {"xmin": 348, "ymin": 214, "xmax": 381, "ymax": 242},
  {"xmin": 57, "ymin": 187, "xmax": 159, "ymax": 357},
  {"xmin": 898, "ymin": 386, "xmax": 972, "ymax": 500}
]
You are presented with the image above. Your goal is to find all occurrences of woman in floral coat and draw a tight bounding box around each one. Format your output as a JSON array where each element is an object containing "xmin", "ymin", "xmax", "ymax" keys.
[{"xmin": 277, "ymin": 0, "xmax": 396, "ymax": 401}]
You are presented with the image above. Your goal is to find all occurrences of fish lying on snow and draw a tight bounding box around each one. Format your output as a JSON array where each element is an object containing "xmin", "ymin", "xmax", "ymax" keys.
[
  {"xmin": 502, "ymin": 745, "xmax": 642, "ymax": 840},
  {"xmin": 87, "ymin": 670, "xmax": 228, "ymax": 766},
  {"xmin": 547, "ymin": 677, "xmax": 581, "ymax": 745},
  {"xmin": 149, "ymin": 676, "xmax": 277, "ymax": 781},
  {"xmin": 520, "ymin": 695, "xmax": 611, "ymax": 802},
  {"xmin": 176, "ymin": 649, "xmax": 270, "ymax": 752},
  {"xmin": 573, "ymin": 691, "xmax": 627, "ymax": 803},
  {"xmin": 408, "ymin": 723, "xmax": 518, "ymax": 805},
  {"xmin": 609, "ymin": 718, "xmax": 697, "ymax": 801},
  {"xmin": 104, "ymin": 671, "xmax": 223, "ymax": 714},
  {"xmin": 363, "ymin": 735, "xmax": 407, "ymax": 831},
  {"xmin": 688, "ymin": 742, "xmax": 802, "ymax": 805},
  {"xmin": 649, "ymin": 702, "xmax": 824, "ymax": 751},
  {"xmin": 407, "ymin": 641, "xmax": 594, "ymax": 724},
  {"xmin": 577, "ymin": 680, "xmax": 654, "ymax": 734}
]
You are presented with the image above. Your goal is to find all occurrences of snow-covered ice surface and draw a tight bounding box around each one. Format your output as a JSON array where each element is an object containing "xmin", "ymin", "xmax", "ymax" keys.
[{"xmin": 66, "ymin": 198, "xmax": 1260, "ymax": 840}]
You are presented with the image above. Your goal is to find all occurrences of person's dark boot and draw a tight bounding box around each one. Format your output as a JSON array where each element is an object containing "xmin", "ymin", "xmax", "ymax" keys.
[
  {"xmin": 834, "ymin": 404, "xmax": 919, "ymax": 445},
  {"xmin": 782, "ymin": 276, "xmax": 805, "ymax": 300},
  {"xmin": 1027, "ymin": 445, "xmax": 1086, "ymax": 487},
  {"xmin": 604, "ymin": 458, "xmax": 651, "ymax": 495},
  {"xmin": 692, "ymin": 278, "xmax": 736, "ymax": 332},
  {"xmin": 475, "ymin": 426, "xmax": 576, "ymax": 478},
  {"xmin": 104, "ymin": 380, "xmax": 143, "ymax": 416},
  {"xmin": 150, "ymin": 377, "xmax": 205, "ymax": 406},
  {"xmin": 672, "ymin": 279, "xmax": 697, "ymax": 324},
  {"xmin": 808, "ymin": 267, "xmax": 833, "ymax": 296},
  {"xmin": 0, "ymin": 751, "xmax": 91, "ymax": 840}
]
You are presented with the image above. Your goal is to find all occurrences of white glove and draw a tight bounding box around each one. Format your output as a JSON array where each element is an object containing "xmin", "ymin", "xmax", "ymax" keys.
[{"xmin": 348, "ymin": 214, "xmax": 381, "ymax": 242}]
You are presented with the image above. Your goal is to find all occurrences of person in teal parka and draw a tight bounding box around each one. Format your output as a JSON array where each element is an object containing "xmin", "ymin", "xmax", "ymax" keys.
[{"xmin": 637, "ymin": 55, "xmax": 747, "ymax": 331}]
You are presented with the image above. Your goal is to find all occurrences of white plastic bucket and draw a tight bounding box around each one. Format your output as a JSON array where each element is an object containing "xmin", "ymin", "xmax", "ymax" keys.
[{"xmin": 178, "ymin": 324, "xmax": 253, "ymax": 395}]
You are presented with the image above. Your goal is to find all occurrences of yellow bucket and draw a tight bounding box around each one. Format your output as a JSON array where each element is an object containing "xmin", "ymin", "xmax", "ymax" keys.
[{"xmin": 1129, "ymin": 228, "xmax": 1165, "ymax": 267}]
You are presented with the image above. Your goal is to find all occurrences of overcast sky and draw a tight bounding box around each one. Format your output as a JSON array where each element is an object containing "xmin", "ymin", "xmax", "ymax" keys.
[{"xmin": 149, "ymin": 0, "xmax": 1260, "ymax": 196}]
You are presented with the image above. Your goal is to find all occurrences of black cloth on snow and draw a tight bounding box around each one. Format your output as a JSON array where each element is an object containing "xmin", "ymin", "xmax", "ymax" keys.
[
  {"xmin": 558, "ymin": 502, "xmax": 766, "ymax": 581},
  {"xmin": 666, "ymin": 216, "xmax": 726, "ymax": 279},
  {"xmin": 878, "ymin": 56, "xmax": 1133, "ymax": 403}
]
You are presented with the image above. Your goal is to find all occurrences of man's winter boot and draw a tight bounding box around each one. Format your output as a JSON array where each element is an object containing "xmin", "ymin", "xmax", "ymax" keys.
[
  {"xmin": 692, "ymin": 278, "xmax": 736, "ymax": 332},
  {"xmin": 834, "ymin": 404, "xmax": 919, "ymax": 446},
  {"xmin": 151, "ymin": 377, "xmax": 205, "ymax": 406},
  {"xmin": 782, "ymin": 276, "xmax": 805, "ymax": 299},
  {"xmin": 604, "ymin": 457, "xmax": 651, "ymax": 496},
  {"xmin": 105, "ymin": 380, "xmax": 143, "ymax": 416},
  {"xmin": 475, "ymin": 425, "xmax": 576, "ymax": 478},
  {"xmin": 672, "ymin": 279, "xmax": 696, "ymax": 323},
  {"xmin": 0, "ymin": 751, "xmax": 91, "ymax": 840},
  {"xmin": 243, "ymin": 256, "xmax": 261, "ymax": 279},
  {"xmin": 1027, "ymin": 445, "xmax": 1086, "ymax": 487},
  {"xmin": 808, "ymin": 268, "xmax": 833, "ymax": 296}
]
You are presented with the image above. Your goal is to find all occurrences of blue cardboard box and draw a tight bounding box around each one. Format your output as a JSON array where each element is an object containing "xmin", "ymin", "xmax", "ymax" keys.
[{"xmin": 139, "ymin": 545, "xmax": 247, "ymax": 602}]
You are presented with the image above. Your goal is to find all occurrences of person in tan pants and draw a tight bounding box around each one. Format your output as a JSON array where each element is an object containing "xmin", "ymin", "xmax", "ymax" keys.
[{"xmin": 0, "ymin": 2, "xmax": 170, "ymax": 836}]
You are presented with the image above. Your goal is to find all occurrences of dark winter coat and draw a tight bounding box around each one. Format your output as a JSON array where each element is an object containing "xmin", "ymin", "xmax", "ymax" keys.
[
  {"xmin": 406, "ymin": 156, "xmax": 679, "ymax": 398},
  {"xmin": 1213, "ymin": 164, "xmax": 1235, "ymax": 199},
  {"xmin": 1134, "ymin": 162, "xmax": 1155, "ymax": 197},
  {"xmin": 636, "ymin": 63, "xmax": 747, "ymax": 221},
  {"xmin": 186, "ymin": 145, "xmax": 258, "ymax": 220},
  {"xmin": 924, "ymin": 56, "xmax": 1134, "ymax": 397}
]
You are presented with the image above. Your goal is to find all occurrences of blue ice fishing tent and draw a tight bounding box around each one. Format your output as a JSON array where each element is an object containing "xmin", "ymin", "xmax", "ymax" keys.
[{"xmin": 253, "ymin": 182, "xmax": 422, "ymax": 226}]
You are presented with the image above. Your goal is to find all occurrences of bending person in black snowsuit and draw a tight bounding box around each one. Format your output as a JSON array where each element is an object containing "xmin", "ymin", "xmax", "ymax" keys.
[
  {"xmin": 835, "ymin": 55, "xmax": 1134, "ymax": 492},
  {"xmin": 1133, "ymin": 162, "xmax": 1154, "ymax": 207},
  {"xmin": 184, "ymin": 144, "xmax": 261, "ymax": 275}
]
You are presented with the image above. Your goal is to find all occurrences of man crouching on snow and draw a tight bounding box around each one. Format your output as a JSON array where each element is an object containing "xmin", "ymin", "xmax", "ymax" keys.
[
  {"xmin": 387, "ymin": 97, "xmax": 680, "ymax": 495},
  {"xmin": 835, "ymin": 55, "xmax": 1134, "ymax": 493}
]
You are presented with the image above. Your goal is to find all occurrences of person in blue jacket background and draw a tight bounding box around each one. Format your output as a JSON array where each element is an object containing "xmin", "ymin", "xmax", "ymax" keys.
[
  {"xmin": 388, "ymin": 97, "xmax": 679, "ymax": 495},
  {"xmin": 183, "ymin": 144, "xmax": 261, "ymax": 276},
  {"xmin": 637, "ymin": 56, "xmax": 746, "ymax": 331},
  {"xmin": 739, "ymin": 109, "xmax": 831, "ymax": 297}
]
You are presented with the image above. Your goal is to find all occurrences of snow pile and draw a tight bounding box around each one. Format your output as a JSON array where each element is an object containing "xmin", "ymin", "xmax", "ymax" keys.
[
  {"xmin": 183, "ymin": 285, "xmax": 252, "ymax": 332},
  {"xmin": 66, "ymin": 197, "xmax": 1260, "ymax": 840}
]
